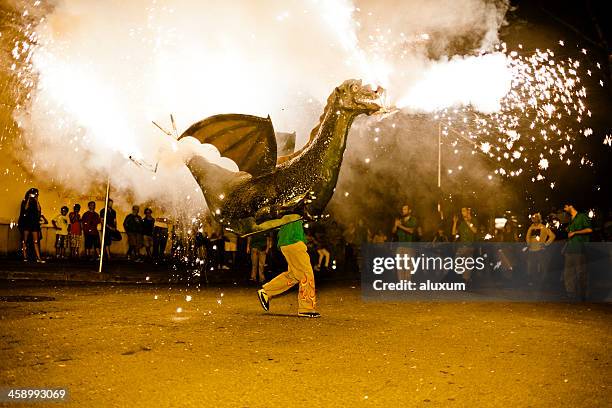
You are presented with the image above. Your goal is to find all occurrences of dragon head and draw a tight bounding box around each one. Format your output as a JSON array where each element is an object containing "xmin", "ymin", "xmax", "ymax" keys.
[{"xmin": 336, "ymin": 79, "xmax": 384, "ymax": 115}]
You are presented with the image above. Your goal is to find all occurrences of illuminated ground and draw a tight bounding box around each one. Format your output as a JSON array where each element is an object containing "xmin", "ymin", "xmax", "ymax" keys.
[{"xmin": 0, "ymin": 282, "xmax": 610, "ymax": 407}]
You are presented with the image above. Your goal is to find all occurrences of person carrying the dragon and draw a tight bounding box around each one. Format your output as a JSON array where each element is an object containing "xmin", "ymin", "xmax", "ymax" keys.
[{"xmin": 179, "ymin": 79, "xmax": 386, "ymax": 317}]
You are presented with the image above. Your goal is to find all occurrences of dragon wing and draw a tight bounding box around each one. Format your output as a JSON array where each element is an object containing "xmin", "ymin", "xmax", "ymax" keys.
[{"xmin": 179, "ymin": 114, "xmax": 277, "ymax": 177}]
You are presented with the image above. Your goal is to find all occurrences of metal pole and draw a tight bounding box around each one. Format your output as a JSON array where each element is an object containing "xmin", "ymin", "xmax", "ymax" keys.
[
  {"xmin": 98, "ymin": 176, "xmax": 111, "ymax": 273},
  {"xmin": 437, "ymin": 122, "xmax": 442, "ymax": 217},
  {"xmin": 438, "ymin": 122, "xmax": 442, "ymax": 189}
]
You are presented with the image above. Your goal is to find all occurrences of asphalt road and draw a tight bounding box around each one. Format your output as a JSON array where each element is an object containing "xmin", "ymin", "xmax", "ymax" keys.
[{"xmin": 0, "ymin": 282, "xmax": 610, "ymax": 407}]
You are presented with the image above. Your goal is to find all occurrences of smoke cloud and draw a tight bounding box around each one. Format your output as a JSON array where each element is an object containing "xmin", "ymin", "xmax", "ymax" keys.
[{"xmin": 2, "ymin": 0, "xmax": 510, "ymax": 220}]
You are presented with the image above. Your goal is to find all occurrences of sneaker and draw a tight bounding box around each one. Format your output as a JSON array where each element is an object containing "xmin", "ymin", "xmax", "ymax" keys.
[
  {"xmin": 298, "ymin": 311, "xmax": 321, "ymax": 318},
  {"xmin": 257, "ymin": 289, "xmax": 269, "ymax": 311},
  {"xmin": 36, "ymin": 259, "xmax": 46, "ymax": 264}
]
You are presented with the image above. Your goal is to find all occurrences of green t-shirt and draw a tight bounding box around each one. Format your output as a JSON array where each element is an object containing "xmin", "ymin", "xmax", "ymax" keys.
[
  {"xmin": 397, "ymin": 216, "xmax": 418, "ymax": 242},
  {"xmin": 458, "ymin": 220, "xmax": 477, "ymax": 242},
  {"xmin": 277, "ymin": 221, "xmax": 305, "ymax": 248},
  {"xmin": 250, "ymin": 233, "xmax": 268, "ymax": 250},
  {"xmin": 566, "ymin": 213, "xmax": 591, "ymax": 253}
]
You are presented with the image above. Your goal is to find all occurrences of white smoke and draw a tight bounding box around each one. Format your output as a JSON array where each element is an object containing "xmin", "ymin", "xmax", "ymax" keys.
[
  {"xmin": 7, "ymin": 0, "xmax": 509, "ymax": 213},
  {"xmin": 397, "ymin": 53, "xmax": 513, "ymax": 113}
]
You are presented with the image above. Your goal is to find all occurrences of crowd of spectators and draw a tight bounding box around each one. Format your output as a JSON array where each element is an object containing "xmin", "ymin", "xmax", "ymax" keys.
[
  {"xmin": 17, "ymin": 189, "xmax": 170, "ymax": 262},
  {"xmin": 14, "ymin": 187, "xmax": 612, "ymax": 299}
]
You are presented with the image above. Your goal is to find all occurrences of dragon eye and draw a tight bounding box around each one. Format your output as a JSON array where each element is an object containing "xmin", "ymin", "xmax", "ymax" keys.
[{"xmin": 351, "ymin": 84, "xmax": 359, "ymax": 92}]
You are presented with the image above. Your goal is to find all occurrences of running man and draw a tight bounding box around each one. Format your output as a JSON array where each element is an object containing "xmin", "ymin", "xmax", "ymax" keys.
[{"xmin": 257, "ymin": 220, "xmax": 320, "ymax": 318}]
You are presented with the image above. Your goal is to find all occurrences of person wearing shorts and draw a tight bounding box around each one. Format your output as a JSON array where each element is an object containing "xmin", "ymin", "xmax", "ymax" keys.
[
  {"xmin": 84, "ymin": 234, "xmax": 100, "ymax": 251},
  {"xmin": 68, "ymin": 204, "xmax": 82, "ymax": 258},
  {"xmin": 52, "ymin": 206, "xmax": 70, "ymax": 259}
]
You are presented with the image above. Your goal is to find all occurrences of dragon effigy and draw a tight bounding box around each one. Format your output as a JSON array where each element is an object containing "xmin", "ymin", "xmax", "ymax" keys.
[{"xmin": 180, "ymin": 79, "xmax": 384, "ymax": 235}]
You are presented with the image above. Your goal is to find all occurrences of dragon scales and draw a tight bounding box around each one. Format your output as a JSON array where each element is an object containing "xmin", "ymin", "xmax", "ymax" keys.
[{"xmin": 180, "ymin": 79, "xmax": 384, "ymax": 236}]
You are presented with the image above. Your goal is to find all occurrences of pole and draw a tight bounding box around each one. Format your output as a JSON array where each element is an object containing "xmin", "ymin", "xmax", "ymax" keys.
[
  {"xmin": 437, "ymin": 122, "xmax": 442, "ymax": 218},
  {"xmin": 438, "ymin": 122, "xmax": 442, "ymax": 189},
  {"xmin": 98, "ymin": 176, "xmax": 111, "ymax": 273}
]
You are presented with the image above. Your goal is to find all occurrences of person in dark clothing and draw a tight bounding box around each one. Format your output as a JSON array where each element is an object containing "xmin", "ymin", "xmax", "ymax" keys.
[
  {"xmin": 393, "ymin": 204, "xmax": 419, "ymax": 242},
  {"xmin": 247, "ymin": 232, "xmax": 270, "ymax": 283},
  {"xmin": 123, "ymin": 205, "xmax": 143, "ymax": 260},
  {"xmin": 141, "ymin": 208, "xmax": 155, "ymax": 259},
  {"xmin": 563, "ymin": 201, "xmax": 593, "ymax": 301},
  {"xmin": 82, "ymin": 201, "xmax": 101, "ymax": 259},
  {"xmin": 153, "ymin": 216, "xmax": 170, "ymax": 260},
  {"xmin": 100, "ymin": 199, "xmax": 117, "ymax": 260},
  {"xmin": 432, "ymin": 227, "xmax": 449, "ymax": 243},
  {"xmin": 344, "ymin": 219, "xmax": 368, "ymax": 276},
  {"xmin": 314, "ymin": 232, "xmax": 331, "ymax": 272},
  {"xmin": 194, "ymin": 230, "xmax": 207, "ymax": 262},
  {"xmin": 393, "ymin": 204, "xmax": 419, "ymax": 281},
  {"xmin": 206, "ymin": 232, "xmax": 224, "ymax": 270},
  {"xmin": 18, "ymin": 188, "xmax": 45, "ymax": 263},
  {"xmin": 452, "ymin": 207, "xmax": 478, "ymax": 284}
]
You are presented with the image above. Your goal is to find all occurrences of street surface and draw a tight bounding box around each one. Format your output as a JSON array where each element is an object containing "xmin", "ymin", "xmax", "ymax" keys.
[{"xmin": 0, "ymin": 281, "xmax": 610, "ymax": 407}]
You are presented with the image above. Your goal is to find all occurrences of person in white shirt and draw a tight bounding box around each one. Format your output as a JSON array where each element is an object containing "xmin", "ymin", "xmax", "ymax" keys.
[
  {"xmin": 52, "ymin": 206, "xmax": 70, "ymax": 259},
  {"xmin": 525, "ymin": 213, "xmax": 556, "ymax": 287}
]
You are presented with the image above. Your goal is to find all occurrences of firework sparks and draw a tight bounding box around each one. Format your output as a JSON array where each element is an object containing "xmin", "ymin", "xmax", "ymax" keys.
[{"xmin": 416, "ymin": 43, "xmax": 605, "ymax": 185}]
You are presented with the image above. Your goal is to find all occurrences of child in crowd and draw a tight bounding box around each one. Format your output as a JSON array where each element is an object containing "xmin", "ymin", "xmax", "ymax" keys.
[
  {"xmin": 68, "ymin": 204, "xmax": 82, "ymax": 258},
  {"xmin": 52, "ymin": 206, "xmax": 70, "ymax": 259}
]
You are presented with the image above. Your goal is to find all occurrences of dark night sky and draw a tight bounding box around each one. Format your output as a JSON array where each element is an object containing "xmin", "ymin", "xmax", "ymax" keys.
[
  {"xmin": 505, "ymin": 0, "xmax": 612, "ymax": 210},
  {"xmin": 512, "ymin": 0, "xmax": 612, "ymax": 51}
]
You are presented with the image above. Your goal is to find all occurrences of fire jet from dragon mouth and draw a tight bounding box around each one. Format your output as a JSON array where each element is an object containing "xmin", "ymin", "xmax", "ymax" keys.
[{"xmin": 180, "ymin": 79, "xmax": 386, "ymax": 236}]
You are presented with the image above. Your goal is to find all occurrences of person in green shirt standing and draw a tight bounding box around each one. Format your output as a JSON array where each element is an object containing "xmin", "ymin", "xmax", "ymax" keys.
[
  {"xmin": 563, "ymin": 201, "xmax": 592, "ymax": 301},
  {"xmin": 257, "ymin": 220, "xmax": 320, "ymax": 318},
  {"xmin": 451, "ymin": 207, "xmax": 478, "ymax": 283},
  {"xmin": 247, "ymin": 232, "xmax": 270, "ymax": 283},
  {"xmin": 393, "ymin": 204, "xmax": 418, "ymax": 242},
  {"xmin": 392, "ymin": 204, "xmax": 419, "ymax": 281},
  {"xmin": 452, "ymin": 207, "xmax": 478, "ymax": 242}
]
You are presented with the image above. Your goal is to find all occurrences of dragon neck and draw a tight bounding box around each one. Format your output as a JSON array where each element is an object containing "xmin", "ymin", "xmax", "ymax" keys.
[{"xmin": 300, "ymin": 92, "xmax": 357, "ymax": 169}]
